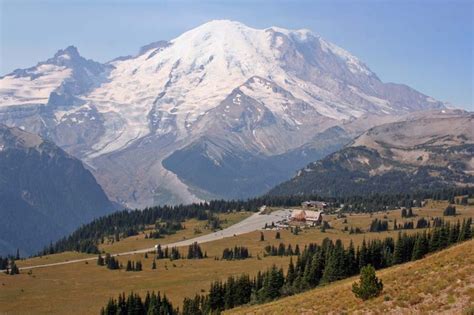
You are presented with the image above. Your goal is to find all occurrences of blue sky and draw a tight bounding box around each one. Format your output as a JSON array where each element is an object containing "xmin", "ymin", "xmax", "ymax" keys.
[{"xmin": 0, "ymin": 0, "xmax": 472, "ymax": 109}]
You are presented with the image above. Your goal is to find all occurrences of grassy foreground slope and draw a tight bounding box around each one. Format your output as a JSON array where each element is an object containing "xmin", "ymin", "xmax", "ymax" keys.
[
  {"xmin": 1, "ymin": 201, "xmax": 471, "ymax": 314},
  {"xmin": 228, "ymin": 239, "xmax": 474, "ymax": 315}
]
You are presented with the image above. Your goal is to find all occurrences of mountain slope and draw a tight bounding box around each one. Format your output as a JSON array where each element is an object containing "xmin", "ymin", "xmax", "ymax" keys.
[
  {"xmin": 0, "ymin": 125, "xmax": 115, "ymax": 255},
  {"xmin": 228, "ymin": 239, "xmax": 474, "ymax": 314},
  {"xmin": 0, "ymin": 20, "xmax": 447, "ymax": 207},
  {"xmin": 163, "ymin": 125, "xmax": 351, "ymax": 199},
  {"xmin": 269, "ymin": 110, "xmax": 474, "ymax": 197}
]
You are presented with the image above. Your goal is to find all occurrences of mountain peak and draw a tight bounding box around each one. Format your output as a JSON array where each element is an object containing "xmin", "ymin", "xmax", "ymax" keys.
[
  {"xmin": 53, "ymin": 45, "xmax": 81, "ymax": 60},
  {"xmin": 198, "ymin": 19, "xmax": 247, "ymax": 28}
]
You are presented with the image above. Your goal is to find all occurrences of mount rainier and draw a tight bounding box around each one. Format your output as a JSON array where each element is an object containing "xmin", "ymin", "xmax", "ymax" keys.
[{"xmin": 0, "ymin": 20, "xmax": 446, "ymax": 207}]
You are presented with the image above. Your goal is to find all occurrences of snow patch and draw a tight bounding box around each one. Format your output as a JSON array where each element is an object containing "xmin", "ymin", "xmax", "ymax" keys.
[{"xmin": 0, "ymin": 66, "xmax": 72, "ymax": 107}]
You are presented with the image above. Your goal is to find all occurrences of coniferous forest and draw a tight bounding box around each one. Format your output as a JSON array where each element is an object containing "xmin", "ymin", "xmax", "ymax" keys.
[
  {"xmin": 100, "ymin": 218, "xmax": 472, "ymax": 314},
  {"xmin": 39, "ymin": 187, "xmax": 473, "ymax": 257}
]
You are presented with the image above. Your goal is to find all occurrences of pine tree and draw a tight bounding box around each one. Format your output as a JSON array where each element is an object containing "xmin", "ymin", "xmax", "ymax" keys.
[
  {"xmin": 411, "ymin": 232, "xmax": 428, "ymax": 260},
  {"xmin": 346, "ymin": 241, "xmax": 358, "ymax": 276},
  {"xmin": 393, "ymin": 233, "xmax": 406, "ymax": 264},
  {"xmin": 286, "ymin": 258, "xmax": 296, "ymax": 285},
  {"xmin": 443, "ymin": 205, "xmax": 456, "ymax": 216},
  {"xmin": 321, "ymin": 240, "xmax": 347, "ymax": 283},
  {"xmin": 352, "ymin": 264, "xmax": 383, "ymax": 300},
  {"xmin": 306, "ymin": 250, "xmax": 324, "ymax": 287},
  {"xmin": 9, "ymin": 261, "xmax": 20, "ymax": 275},
  {"xmin": 461, "ymin": 218, "xmax": 472, "ymax": 240},
  {"xmin": 294, "ymin": 244, "xmax": 300, "ymax": 256},
  {"xmin": 358, "ymin": 239, "xmax": 369, "ymax": 269},
  {"xmin": 136, "ymin": 261, "xmax": 142, "ymax": 271},
  {"xmin": 97, "ymin": 254, "xmax": 104, "ymax": 266},
  {"xmin": 449, "ymin": 221, "xmax": 461, "ymax": 244}
]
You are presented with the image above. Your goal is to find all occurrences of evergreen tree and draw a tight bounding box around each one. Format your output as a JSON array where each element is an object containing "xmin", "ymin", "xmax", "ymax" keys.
[
  {"xmin": 460, "ymin": 218, "xmax": 472, "ymax": 240},
  {"xmin": 294, "ymin": 244, "xmax": 300, "ymax": 256},
  {"xmin": 411, "ymin": 232, "xmax": 429, "ymax": 260},
  {"xmin": 97, "ymin": 254, "xmax": 105, "ymax": 266},
  {"xmin": 443, "ymin": 205, "xmax": 456, "ymax": 216},
  {"xmin": 286, "ymin": 258, "xmax": 296, "ymax": 285},
  {"xmin": 358, "ymin": 239, "xmax": 369, "ymax": 269},
  {"xmin": 392, "ymin": 233, "xmax": 405, "ymax": 264},
  {"xmin": 346, "ymin": 241, "xmax": 358, "ymax": 275},
  {"xmin": 321, "ymin": 240, "xmax": 347, "ymax": 283},
  {"xmin": 352, "ymin": 265, "xmax": 383, "ymax": 300},
  {"xmin": 136, "ymin": 261, "xmax": 142, "ymax": 271},
  {"xmin": 187, "ymin": 242, "xmax": 204, "ymax": 259},
  {"xmin": 8, "ymin": 261, "xmax": 20, "ymax": 275},
  {"xmin": 307, "ymin": 250, "xmax": 325, "ymax": 287}
]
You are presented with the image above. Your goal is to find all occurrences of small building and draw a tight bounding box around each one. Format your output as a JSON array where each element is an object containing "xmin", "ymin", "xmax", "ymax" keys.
[
  {"xmin": 305, "ymin": 210, "xmax": 323, "ymax": 224},
  {"xmin": 301, "ymin": 200, "xmax": 328, "ymax": 210},
  {"xmin": 291, "ymin": 210, "xmax": 307, "ymax": 221},
  {"xmin": 290, "ymin": 210, "xmax": 323, "ymax": 225}
]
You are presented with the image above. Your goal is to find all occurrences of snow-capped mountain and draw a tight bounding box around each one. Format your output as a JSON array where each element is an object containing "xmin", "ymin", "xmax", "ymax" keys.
[
  {"xmin": 1, "ymin": 46, "xmax": 110, "ymax": 108},
  {"xmin": 0, "ymin": 20, "xmax": 447, "ymax": 207}
]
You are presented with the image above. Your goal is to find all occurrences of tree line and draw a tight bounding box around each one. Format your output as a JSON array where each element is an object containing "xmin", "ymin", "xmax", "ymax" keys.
[
  {"xmin": 155, "ymin": 245, "xmax": 182, "ymax": 260},
  {"xmin": 264, "ymin": 243, "xmax": 300, "ymax": 257},
  {"xmin": 38, "ymin": 186, "xmax": 473, "ymax": 257},
  {"xmin": 101, "ymin": 218, "xmax": 472, "ymax": 314},
  {"xmin": 221, "ymin": 246, "xmax": 250, "ymax": 260},
  {"xmin": 181, "ymin": 218, "xmax": 472, "ymax": 314},
  {"xmin": 145, "ymin": 221, "xmax": 184, "ymax": 239},
  {"xmin": 100, "ymin": 292, "xmax": 177, "ymax": 315}
]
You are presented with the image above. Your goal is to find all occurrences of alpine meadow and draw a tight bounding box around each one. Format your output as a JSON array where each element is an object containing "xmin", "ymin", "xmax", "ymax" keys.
[{"xmin": 0, "ymin": 1, "xmax": 472, "ymax": 314}]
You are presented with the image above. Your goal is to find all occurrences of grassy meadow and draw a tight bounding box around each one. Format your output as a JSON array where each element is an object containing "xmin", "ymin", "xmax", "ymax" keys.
[
  {"xmin": 228, "ymin": 239, "xmax": 474, "ymax": 314},
  {"xmin": 0, "ymin": 200, "xmax": 472, "ymax": 314}
]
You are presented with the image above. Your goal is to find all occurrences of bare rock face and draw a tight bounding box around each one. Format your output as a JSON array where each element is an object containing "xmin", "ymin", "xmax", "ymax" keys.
[
  {"xmin": 0, "ymin": 20, "xmax": 447, "ymax": 207},
  {"xmin": 268, "ymin": 111, "xmax": 473, "ymax": 197},
  {"xmin": 0, "ymin": 125, "xmax": 115, "ymax": 255}
]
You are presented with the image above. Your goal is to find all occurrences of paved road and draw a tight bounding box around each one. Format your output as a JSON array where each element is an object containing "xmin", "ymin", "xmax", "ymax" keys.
[{"xmin": 10, "ymin": 209, "xmax": 290, "ymax": 271}]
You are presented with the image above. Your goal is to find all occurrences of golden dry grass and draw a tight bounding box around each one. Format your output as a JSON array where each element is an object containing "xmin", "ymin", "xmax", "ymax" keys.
[
  {"xmin": 15, "ymin": 252, "xmax": 95, "ymax": 268},
  {"xmin": 227, "ymin": 239, "xmax": 474, "ymax": 315},
  {"xmin": 1, "ymin": 252, "xmax": 292, "ymax": 314},
  {"xmin": 1, "ymin": 201, "xmax": 472, "ymax": 314},
  {"xmin": 98, "ymin": 211, "xmax": 252, "ymax": 254}
]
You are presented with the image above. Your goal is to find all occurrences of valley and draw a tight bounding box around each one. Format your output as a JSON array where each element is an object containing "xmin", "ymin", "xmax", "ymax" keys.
[
  {"xmin": 1, "ymin": 198, "xmax": 472, "ymax": 314},
  {"xmin": 0, "ymin": 9, "xmax": 472, "ymax": 315}
]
